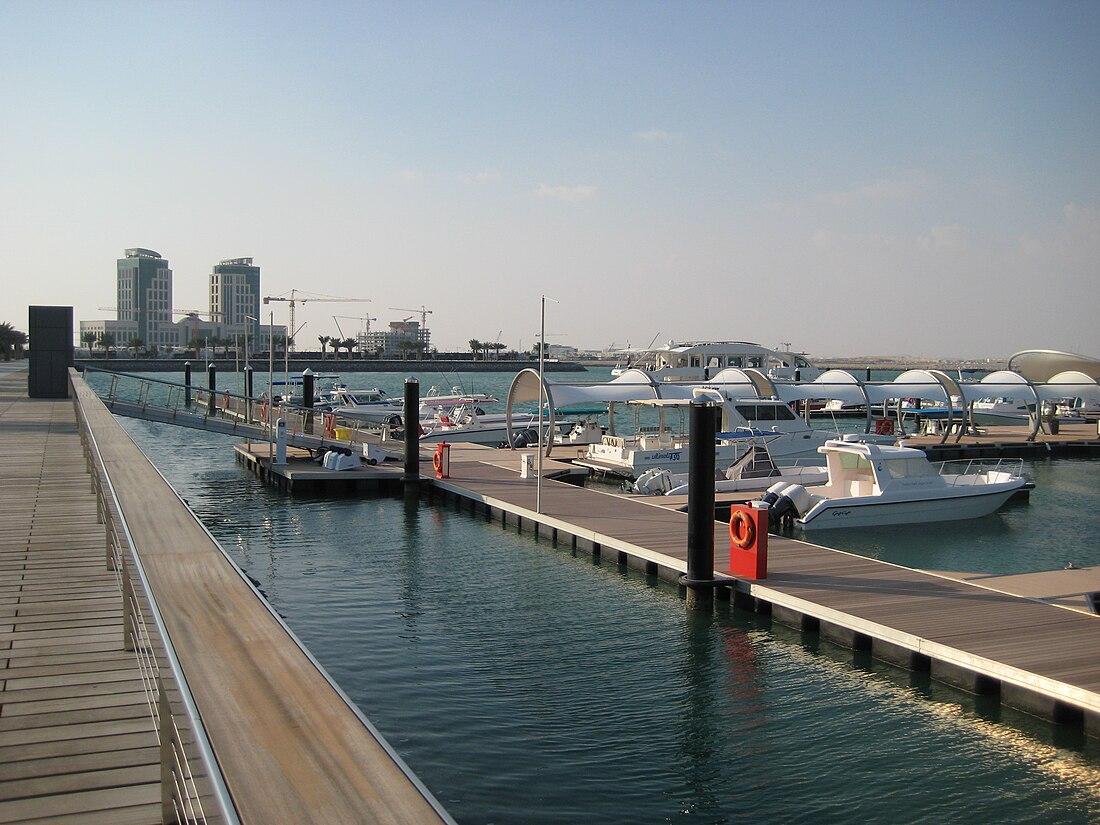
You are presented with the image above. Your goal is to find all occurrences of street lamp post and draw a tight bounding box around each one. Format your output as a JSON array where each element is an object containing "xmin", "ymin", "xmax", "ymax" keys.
[{"xmin": 536, "ymin": 295, "xmax": 557, "ymax": 514}]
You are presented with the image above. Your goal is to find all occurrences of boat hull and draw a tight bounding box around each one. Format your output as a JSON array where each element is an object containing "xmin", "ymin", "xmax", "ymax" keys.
[{"xmin": 798, "ymin": 486, "xmax": 1021, "ymax": 530}]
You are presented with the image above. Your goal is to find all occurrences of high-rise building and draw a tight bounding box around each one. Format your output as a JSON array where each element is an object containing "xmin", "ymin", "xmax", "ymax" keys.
[
  {"xmin": 209, "ymin": 257, "xmax": 260, "ymax": 349},
  {"xmin": 116, "ymin": 248, "xmax": 173, "ymax": 350}
]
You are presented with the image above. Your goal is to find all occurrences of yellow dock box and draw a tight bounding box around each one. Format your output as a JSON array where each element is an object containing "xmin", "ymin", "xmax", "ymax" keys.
[{"xmin": 333, "ymin": 426, "xmax": 353, "ymax": 441}]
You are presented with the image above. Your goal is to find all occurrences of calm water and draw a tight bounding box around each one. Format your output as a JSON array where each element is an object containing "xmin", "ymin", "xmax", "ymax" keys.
[{"xmin": 105, "ymin": 368, "xmax": 1100, "ymax": 824}]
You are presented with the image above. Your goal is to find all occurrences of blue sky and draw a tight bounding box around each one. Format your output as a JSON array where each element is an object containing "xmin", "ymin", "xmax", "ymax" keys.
[{"xmin": 2, "ymin": 1, "xmax": 1098, "ymax": 359}]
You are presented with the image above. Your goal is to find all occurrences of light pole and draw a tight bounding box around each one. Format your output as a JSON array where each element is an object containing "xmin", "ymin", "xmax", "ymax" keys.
[{"xmin": 536, "ymin": 295, "xmax": 557, "ymax": 514}]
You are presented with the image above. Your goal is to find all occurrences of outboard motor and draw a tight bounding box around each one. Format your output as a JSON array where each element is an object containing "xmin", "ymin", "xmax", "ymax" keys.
[
  {"xmin": 761, "ymin": 483, "xmax": 812, "ymax": 529},
  {"xmin": 511, "ymin": 428, "xmax": 539, "ymax": 448},
  {"xmin": 756, "ymin": 481, "xmax": 791, "ymax": 509},
  {"xmin": 630, "ymin": 468, "xmax": 673, "ymax": 496}
]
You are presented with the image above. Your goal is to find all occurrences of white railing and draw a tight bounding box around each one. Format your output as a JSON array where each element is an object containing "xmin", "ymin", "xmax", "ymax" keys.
[{"xmin": 937, "ymin": 457, "xmax": 1026, "ymax": 482}]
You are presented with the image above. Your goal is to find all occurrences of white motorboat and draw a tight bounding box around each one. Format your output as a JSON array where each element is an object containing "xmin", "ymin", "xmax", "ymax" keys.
[
  {"xmin": 628, "ymin": 434, "xmax": 827, "ymax": 496},
  {"xmin": 611, "ymin": 340, "xmax": 821, "ymax": 382},
  {"xmin": 970, "ymin": 396, "xmax": 1035, "ymax": 424},
  {"xmin": 322, "ymin": 384, "xmax": 404, "ymax": 424},
  {"xmin": 577, "ymin": 394, "xmax": 837, "ymax": 479},
  {"xmin": 754, "ymin": 435, "xmax": 1027, "ymax": 530}
]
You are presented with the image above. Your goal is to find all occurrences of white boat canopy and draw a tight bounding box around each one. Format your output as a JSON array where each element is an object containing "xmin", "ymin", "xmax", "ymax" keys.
[
  {"xmin": 1008, "ymin": 350, "xmax": 1100, "ymax": 383},
  {"xmin": 506, "ymin": 365, "xmax": 1100, "ymax": 454},
  {"xmin": 506, "ymin": 368, "xmax": 666, "ymax": 453}
]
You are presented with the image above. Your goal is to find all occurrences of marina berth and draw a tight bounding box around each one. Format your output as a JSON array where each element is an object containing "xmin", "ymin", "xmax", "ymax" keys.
[{"xmin": 755, "ymin": 434, "xmax": 1028, "ymax": 530}]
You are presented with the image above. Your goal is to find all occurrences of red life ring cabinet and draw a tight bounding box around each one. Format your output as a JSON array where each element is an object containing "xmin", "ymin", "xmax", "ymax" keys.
[{"xmin": 729, "ymin": 509, "xmax": 756, "ymax": 550}]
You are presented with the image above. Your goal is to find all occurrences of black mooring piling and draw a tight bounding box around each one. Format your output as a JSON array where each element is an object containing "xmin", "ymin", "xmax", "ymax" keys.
[
  {"xmin": 207, "ymin": 363, "xmax": 217, "ymax": 415},
  {"xmin": 685, "ymin": 400, "xmax": 717, "ymax": 611},
  {"xmin": 404, "ymin": 377, "xmax": 420, "ymax": 486}
]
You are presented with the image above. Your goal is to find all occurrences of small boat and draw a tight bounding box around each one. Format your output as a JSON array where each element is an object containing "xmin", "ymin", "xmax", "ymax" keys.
[
  {"xmin": 628, "ymin": 434, "xmax": 827, "ymax": 496},
  {"xmin": 321, "ymin": 384, "xmax": 404, "ymax": 423},
  {"xmin": 970, "ymin": 396, "xmax": 1035, "ymax": 424},
  {"xmin": 754, "ymin": 434, "xmax": 1027, "ymax": 530},
  {"xmin": 577, "ymin": 395, "xmax": 839, "ymax": 479}
]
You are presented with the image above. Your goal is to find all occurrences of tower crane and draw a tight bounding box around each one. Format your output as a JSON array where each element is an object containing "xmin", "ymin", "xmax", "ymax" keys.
[
  {"xmin": 388, "ymin": 305, "xmax": 433, "ymax": 329},
  {"xmin": 333, "ymin": 314, "xmax": 377, "ymax": 358},
  {"xmin": 263, "ymin": 290, "xmax": 370, "ymax": 351}
]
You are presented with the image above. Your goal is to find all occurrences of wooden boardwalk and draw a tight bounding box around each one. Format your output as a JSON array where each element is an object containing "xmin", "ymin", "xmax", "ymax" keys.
[
  {"xmin": 433, "ymin": 446, "xmax": 1100, "ymax": 734},
  {"xmin": 0, "ymin": 367, "xmax": 161, "ymax": 824},
  {"xmin": 1, "ymin": 366, "xmax": 454, "ymax": 824}
]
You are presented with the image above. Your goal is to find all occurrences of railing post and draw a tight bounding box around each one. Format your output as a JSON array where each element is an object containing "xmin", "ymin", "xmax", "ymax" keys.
[
  {"xmin": 158, "ymin": 675, "xmax": 177, "ymax": 825},
  {"xmin": 184, "ymin": 362, "xmax": 192, "ymax": 408},
  {"xmin": 121, "ymin": 556, "xmax": 135, "ymax": 652},
  {"xmin": 244, "ymin": 365, "xmax": 253, "ymax": 423}
]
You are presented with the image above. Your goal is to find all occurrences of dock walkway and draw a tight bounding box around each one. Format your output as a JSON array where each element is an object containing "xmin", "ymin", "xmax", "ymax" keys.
[
  {"xmin": 0, "ymin": 366, "xmax": 161, "ymax": 824},
  {"xmin": 432, "ymin": 446, "xmax": 1100, "ymax": 734},
  {"xmin": 1, "ymin": 366, "xmax": 454, "ymax": 824}
]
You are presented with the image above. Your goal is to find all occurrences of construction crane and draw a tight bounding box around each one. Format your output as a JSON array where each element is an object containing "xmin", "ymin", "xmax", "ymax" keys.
[
  {"xmin": 263, "ymin": 290, "xmax": 370, "ymax": 351},
  {"xmin": 388, "ymin": 305, "xmax": 433, "ymax": 329},
  {"xmin": 332, "ymin": 315, "xmax": 378, "ymax": 358}
]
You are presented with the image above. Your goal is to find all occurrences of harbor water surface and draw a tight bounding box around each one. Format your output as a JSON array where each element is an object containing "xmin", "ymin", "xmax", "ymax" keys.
[{"xmin": 109, "ymin": 368, "xmax": 1099, "ymax": 824}]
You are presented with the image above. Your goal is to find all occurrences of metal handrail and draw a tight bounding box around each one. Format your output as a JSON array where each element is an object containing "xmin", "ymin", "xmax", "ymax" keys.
[{"xmin": 72, "ymin": 373, "xmax": 241, "ymax": 825}]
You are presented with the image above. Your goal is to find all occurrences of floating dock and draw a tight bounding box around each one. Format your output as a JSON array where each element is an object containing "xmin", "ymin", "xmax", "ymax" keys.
[{"xmin": 421, "ymin": 444, "xmax": 1100, "ymax": 736}]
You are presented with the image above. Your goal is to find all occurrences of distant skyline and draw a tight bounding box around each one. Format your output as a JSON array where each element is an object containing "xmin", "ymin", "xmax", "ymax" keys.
[{"xmin": 2, "ymin": 1, "xmax": 1098, "ymax": 359}]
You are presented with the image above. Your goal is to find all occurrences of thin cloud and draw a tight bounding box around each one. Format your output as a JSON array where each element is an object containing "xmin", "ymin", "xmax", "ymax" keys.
[
  {"xmin": 458, "ymin": 169, "xmax": 503, "ymax": 184},
  {"xmin": 634, "ymin": 128, "xmax": 685, "ymax": 143},
  {"xmin": 534, "ymin": 183, "xmax": 598, "ymax": 202},
  {"xmin": 816, "ymin": 173, "xmax": 930, "ymax": 206}
]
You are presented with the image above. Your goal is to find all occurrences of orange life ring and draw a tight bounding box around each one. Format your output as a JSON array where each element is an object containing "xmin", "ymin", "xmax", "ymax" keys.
[
  {"xmin": 432, "ymin": 450, "xmax": 443, "ymax": 474},
  {"xmin": 729, "ymin": 509, "xmax": 756, "ymax": 550},
  {"xmin": 323, "ymin": 413, "xmax": 336, "ymax": 438},
  {"xmin": 259, "ymin": 402, "xmax": 268, "ymax": 423}
]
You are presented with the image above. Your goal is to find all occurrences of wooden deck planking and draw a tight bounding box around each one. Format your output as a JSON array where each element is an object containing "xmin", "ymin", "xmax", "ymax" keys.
[
  {"xmin": 0, "ymin": 368, "xmax": 162, "ymax": 825},
  {"xmin": 436, "ymin": 449, "xmax": 1100, "ymax": 721},
  {"xmin": 68, "ymin": 372, "xmax": 453, "ymax": 824}
]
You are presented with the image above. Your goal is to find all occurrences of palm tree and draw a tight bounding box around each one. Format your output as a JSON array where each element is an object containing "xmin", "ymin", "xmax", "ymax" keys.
[
  {"xmin": 126, "ymin": 337, "xmax": 144, "ymax": 358},
  {"xmin": 340, "ymin": 337, "xmax": 358, "ymax": 360},
  {"xmin": 97, "ymin": 331, "xmax": 116, "ymax": 358},
  {"xmin": 318, "ymin": 335, "xmax": 332, "ymax": 361},
  {"xmin": 81, "ymin": 330, "xmax": 98, "ymax": 356},
  {"xmin": 0, "ymin": 322, "xmax": 26, "ymax": 361},
  {"xmin": 468, "ymin": 339, "xmax": 483, "ymax": 360},
  {"xmin": 489, "ymin": 341, "xmax": 507, "ymax": 359}
]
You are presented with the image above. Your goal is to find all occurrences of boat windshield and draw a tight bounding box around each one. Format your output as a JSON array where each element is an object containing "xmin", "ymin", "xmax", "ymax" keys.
[
  {"xmin": 734, "ymin": 403, "xmax": 798, "ymax": 421},
  {"xmin": 880, "ymin": 457, "xmax": 939, "ymax": 480}
]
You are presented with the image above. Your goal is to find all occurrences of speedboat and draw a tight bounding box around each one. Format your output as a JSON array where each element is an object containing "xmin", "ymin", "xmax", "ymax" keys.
[
  {"xmin": 611, "ymin": 340, "xmax": 821, "ymax": 382},
  {"xmin": 578, "ymin": 394, "xmax": 842, "ymax": 479},
  {"xmin": 322, "ymin": 384, "xmax": 405, "ymax": 425},
  {"xmin": 628, "ymin": 434, "xmax": 827, "ymax": 496},
  {"xmin": 970, "ymin": 396, "xmax": 1035, "ymax": 424},
  {"xmin": 753, "ymin": 434, "xmax": 1027, "ymax": 530}
]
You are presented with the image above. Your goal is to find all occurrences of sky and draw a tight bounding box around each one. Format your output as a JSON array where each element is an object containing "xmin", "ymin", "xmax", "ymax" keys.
[{"xmin": 1, "ymin": 1, "xmax": 1098, "ymax": 360}]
